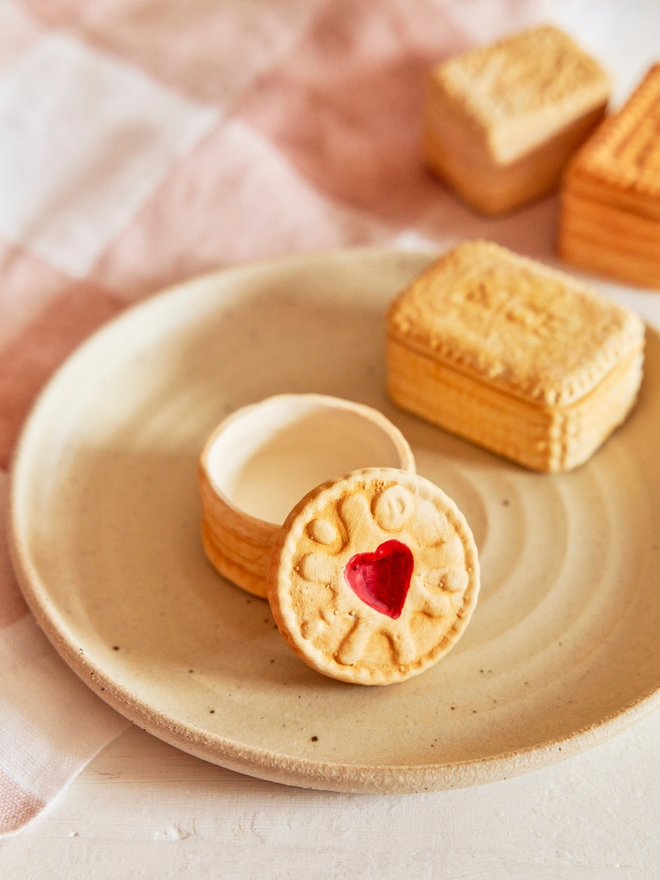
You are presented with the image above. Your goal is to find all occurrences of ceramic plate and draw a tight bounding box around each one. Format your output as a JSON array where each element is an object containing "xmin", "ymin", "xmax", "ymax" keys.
[{"xmin": 9, "ymin": 249, "xmax": 660, "ymax": 793}]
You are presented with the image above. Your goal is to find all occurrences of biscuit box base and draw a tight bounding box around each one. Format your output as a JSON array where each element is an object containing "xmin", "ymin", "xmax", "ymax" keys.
[
  {"xmin": 425, "ymin": 100, "xmax": 606, "ymax": 216},
  {"xmin": 387, "ymin": 339, "xmax": 644, "ymax": 473}
]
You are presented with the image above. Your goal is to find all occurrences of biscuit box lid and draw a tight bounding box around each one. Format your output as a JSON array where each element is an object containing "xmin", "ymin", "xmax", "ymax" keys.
[
  {"xmin": 565, "ymin": 63, "xmax": 660, "ymax": 200},
  {"xmin": 432, "ymin": 25, "xmax": 611, "ymax": 165},
  {"xmin": 387, "ymin": 241, "xmax": 645, "ymax": 408},
  {"xmin": 266, "ymin": 467, "xmax": 480, "ymax": 686}
]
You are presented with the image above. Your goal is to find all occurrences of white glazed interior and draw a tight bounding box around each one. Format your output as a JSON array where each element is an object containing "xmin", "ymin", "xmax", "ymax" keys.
[{"xmin": 205, "ymin": 394, "xmax": 414, "ymax": 525}]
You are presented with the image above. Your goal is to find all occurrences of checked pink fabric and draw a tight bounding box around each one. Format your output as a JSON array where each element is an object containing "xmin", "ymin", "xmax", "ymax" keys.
[{"xmin": 0, "ymin": 0, "xmax": 557, "ymax": 835}]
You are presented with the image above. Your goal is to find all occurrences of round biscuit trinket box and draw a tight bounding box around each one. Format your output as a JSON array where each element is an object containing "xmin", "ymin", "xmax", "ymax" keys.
[
  {"xmin": 267, "ymin": 467, "xmax": 480, "ymax": 685},
  {"xmin": 199, "ymin": 394, "xmax": 416, "ymax": 598}
]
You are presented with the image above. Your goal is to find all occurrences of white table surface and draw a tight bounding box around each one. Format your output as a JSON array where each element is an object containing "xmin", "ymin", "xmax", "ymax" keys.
[{"xmin": 2, "ymin": 711, "xmax": 660, "ymax": 879}]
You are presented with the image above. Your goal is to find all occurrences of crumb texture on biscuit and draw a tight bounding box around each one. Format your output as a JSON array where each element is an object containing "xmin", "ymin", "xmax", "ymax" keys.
[{"xmin": 388, "ymin": 241, "xmax": 643, "ymax": 407}]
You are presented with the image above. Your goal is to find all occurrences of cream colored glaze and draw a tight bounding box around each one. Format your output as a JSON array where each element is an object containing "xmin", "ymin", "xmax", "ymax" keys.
[
  {"xmin": 206, "ymin": 396, "xmax": 413, "ymax": 525},
  {"xmin": 8, "ymin": 248, "xmax": 660, "ymax": 794}
]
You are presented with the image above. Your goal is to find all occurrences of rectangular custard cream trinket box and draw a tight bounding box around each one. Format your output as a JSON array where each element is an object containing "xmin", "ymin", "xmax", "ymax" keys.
[
  {"xmin": 424, "ymin": 25, "xmax": 610, "ymax": 215},
  {"xmin": 560, "ymin": 64, "xmax": 660, "ymax": 288},
  {"xmin": 387, "ymin": 241, "xmax": 645, "ymax": 472}
]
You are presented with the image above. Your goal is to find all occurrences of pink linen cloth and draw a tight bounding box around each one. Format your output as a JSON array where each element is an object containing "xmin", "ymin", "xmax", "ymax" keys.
[{"xmin": 0, "ymin": 0, "xmax": 555, "ymax": 835}]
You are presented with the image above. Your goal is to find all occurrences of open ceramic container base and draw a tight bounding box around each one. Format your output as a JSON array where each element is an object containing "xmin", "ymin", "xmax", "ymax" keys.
[
  {"xmin": 9, "ymin": 248, "xmax": 660, "ymax": 793},
  {"xmin": 199, "ymin": 394, "xmax": 415, "ymax": 598}
]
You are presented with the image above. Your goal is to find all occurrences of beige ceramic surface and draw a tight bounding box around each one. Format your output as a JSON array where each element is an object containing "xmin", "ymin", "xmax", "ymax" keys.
[{"xmin": 9, "ymin": 248, "xmax": 660, "ymax": 794}]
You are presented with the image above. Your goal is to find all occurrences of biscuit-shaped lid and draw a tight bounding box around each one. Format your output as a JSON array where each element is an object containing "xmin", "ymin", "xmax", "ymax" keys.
[
  {"xmin": 566, "ymin": 64, "xmax": 660, "ymax": 199},
  {"xmin": 432, "ymin": 25, "xmax": 611, "ymax": 164},
  {"xmin": 388, "ymin": 241, "xmax": 645, "ymax": 407},
  {"xmin": 267, "ymin": 468, "xmax": 480, "ymax": 686}
]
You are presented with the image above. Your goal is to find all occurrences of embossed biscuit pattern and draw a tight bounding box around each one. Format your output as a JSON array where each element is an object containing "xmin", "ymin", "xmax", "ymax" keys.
[
  {"xmin": 567, "ymin": 64, "xmax": 660, "ymax": 195},
  {"xmin": 268, "ymin": 469, "xmax": 480, "ymax": 686}
]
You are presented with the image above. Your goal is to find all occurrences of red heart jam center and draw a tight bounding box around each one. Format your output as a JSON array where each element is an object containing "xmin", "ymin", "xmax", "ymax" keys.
[{"xmin": 344, "ymin": 540, "xmax": 414, "ymax": 619}]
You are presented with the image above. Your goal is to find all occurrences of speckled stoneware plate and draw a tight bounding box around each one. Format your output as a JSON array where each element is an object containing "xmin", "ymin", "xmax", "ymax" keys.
[{"xmin": 9, "ymin": 248, "xmax": 660, "ymax": 793}]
